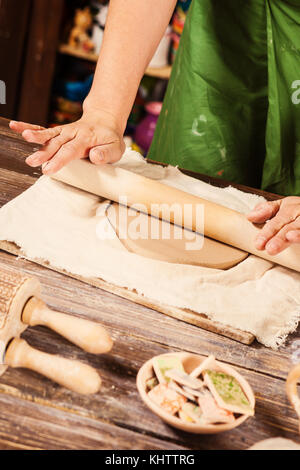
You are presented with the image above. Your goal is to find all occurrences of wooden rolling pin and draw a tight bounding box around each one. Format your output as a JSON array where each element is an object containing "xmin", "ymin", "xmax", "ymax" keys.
[
  {"xmin": 5, "ymin": 339, "xmax": 101, "ymax": 395},
  {"xmin": 52, "ymin": 159, "xmax": 300, "ymax": 273},
  {"xmin": 0, "ymin": 267, "xmax": 113, "ymax": 394}
]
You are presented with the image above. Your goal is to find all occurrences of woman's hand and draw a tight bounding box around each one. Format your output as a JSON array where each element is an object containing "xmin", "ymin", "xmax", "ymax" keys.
[
  {"xmin": 9, "ymin": 108, "xmax": 125, "ymax": 175},
  {"xmin": 247, "ymin": 197, "xmax": 300, "ymax": 255}
]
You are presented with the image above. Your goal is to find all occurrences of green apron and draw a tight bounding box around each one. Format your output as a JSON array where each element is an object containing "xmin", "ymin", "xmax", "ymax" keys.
[{"xmin": 148, "ymin": 0, "xmax": 300, "ymax": 196}]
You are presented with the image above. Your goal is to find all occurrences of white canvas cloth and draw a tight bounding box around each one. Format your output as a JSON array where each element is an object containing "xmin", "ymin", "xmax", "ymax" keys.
[{"xmin": 0, "ymin": 149, "xmax": 299, "ymax": 348}]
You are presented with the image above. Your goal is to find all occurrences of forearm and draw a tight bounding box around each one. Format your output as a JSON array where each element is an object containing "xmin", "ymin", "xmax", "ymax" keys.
[{"xmin": 84, "ymin": 0, "xmax": 177, "ymax": 132}]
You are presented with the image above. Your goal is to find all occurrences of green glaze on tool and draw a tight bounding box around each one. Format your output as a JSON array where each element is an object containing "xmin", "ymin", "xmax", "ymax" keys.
[
  {"xmin": 153, "ymin": 356, "xmax": 184, "ymax": 384},
  {"xmin": 204, "ymin": 370, "xmax": 254, "ymax": 416},
  {"xmin": 146, "ymin": 377, "xmax": 158, "ymax": 390}
]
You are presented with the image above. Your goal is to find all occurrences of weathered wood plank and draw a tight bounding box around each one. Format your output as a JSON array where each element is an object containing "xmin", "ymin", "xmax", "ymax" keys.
[
  {"xmin": 0, "ymin": 118, "xmax": 42, "ymax": 178},
  {"xmin": 0, "ymin": 167, "xmax": 35, "ymax": 205},
  {"xmin": 0, "ymin": 393, "xmax": 186, "ymax": 450}
]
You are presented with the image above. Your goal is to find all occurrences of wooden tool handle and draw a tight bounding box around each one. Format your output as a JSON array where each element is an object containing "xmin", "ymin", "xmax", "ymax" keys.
[
  {"xmin": 5, "ymin": 337, "xmax": 101, "ymax": 394},
  {"xmin": 52, "ymin": 159, "xmax": 300, "ymax": 273},
  {"xmin": 286, "ymin": 364, "xmax": 300, "ymax": 433},
  {"xmin": 22, "ymin": 297, "xmax": 113, "ymax": 354}
]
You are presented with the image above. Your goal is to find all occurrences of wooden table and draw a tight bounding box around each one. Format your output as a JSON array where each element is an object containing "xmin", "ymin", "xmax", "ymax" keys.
[{"xmin": 0, "ymin": 116, "xmax": 299, "ymax": 450}]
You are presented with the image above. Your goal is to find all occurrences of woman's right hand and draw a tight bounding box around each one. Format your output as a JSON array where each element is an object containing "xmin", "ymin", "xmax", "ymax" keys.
[{"xmin": 9, "ymin": 108, "xmax": 126, "ymax": 175}]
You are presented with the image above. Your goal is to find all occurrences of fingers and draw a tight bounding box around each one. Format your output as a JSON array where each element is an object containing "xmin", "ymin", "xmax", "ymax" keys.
[
  {"xmin": 41, "ymin": 137, "xmax": 125, "ymax": 175},
  {"xmin": 249, "ymin": 198, "xmax": 300, "ymax": 254},
  {"xmin": 254, "ymin": 214, "xmax": 300, "ymax": 255},
  {"xmin": 89, "ymin": 140, "xmax": 125, "ymax": 165},
  {"xmin": 248, "ymin": 200, "xmax": 285, "ymax": 253},
  {"xmin": 261, "ymin": 220, "xmax": 300, "ymax": 255},
  {"xmin": 26, "ymin": 134, "xmax": 73, "ymax": 167},
  {"xmin": 22, "ymin": 126, "xmax": 62, "ymax": 145},
  {"xmin": 42, "ymin": 139, "xmax": 86, "ymax": 175},
  {"xmin": 10, "ymin": 120, "xmax": 63, "ymax": 146},
  {"xmin": 254, "ymin": 214, "xmax": 288, "ymax": 251},
  {"xmin": 9, "ymin": 121, "xmax": 45, "ymax": 133},
  {"xmin": 13, "ymin": 116, "xmax": 125, "ymax": 175},
  {"xmin": 247, "ymin": 200, "xmax": 281, "ymax": 223}
]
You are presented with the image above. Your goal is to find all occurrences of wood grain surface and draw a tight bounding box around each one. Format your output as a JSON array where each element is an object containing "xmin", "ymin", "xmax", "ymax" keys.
[{"xmin": 0, "ymin": 117, "xmax": 299, "ymax": 450}]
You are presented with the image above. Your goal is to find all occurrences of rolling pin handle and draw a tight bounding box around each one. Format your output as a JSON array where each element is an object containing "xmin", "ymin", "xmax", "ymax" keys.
[
  {"xmin": 5, "ymin": 337, "xmax": 101, "ymax": 395},
  {"xmin": 286, "ymin": 364, "xmax": 300, "ymax": 434},
  {"xmin": 22, "ymin": 297, "xmax": 113, "ymax": 354}
]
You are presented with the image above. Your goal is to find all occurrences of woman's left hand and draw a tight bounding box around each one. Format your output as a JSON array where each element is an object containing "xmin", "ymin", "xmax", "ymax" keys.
[{"xmin": 247, "ymin": 197, "xmax": 300, "ymax": 255}]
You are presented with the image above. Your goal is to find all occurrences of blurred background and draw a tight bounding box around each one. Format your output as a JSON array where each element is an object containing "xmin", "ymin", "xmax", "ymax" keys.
[{"xmin": 0, "ymin": 0, "xmax": 191, "ymax": 155}]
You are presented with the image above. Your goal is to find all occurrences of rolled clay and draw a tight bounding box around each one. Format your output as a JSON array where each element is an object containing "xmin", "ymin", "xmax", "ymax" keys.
[
  {"xmin": 106, "ymin": 202, "xmax": 248, "ymax": 269},
  {"xmin": 52, "ymin": 159, "xmax": 300, "ymax": 273}
]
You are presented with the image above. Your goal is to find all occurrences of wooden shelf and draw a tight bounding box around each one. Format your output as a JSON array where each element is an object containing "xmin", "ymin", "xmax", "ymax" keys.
[
  {"xmin": 144, "ymin": 65, "xmax": 172, "ymax": 80},
  {"xmin": 59, "ymin": 43, "xmax": 98, "ymax": 62},
  {"xmin": 58, "ymin": 44, "xmax": 172, "ymax": 79}
]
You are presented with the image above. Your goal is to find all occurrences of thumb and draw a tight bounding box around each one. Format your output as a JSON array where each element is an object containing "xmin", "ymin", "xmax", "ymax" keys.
[{"xmin": 89, "ymin": 140, "xmax": 125, "ymax": 165}]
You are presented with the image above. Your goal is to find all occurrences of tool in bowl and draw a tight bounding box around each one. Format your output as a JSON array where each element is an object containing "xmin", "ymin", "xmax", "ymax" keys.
[{"xmin": 0, "ymin": 267, "xmax": 113, "ymax": 394}]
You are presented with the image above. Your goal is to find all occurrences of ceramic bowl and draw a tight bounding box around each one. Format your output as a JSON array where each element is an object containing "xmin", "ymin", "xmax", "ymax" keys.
[{"xmin": 136, "ymin": 352, "xmax": 255, "ymax": 434}]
